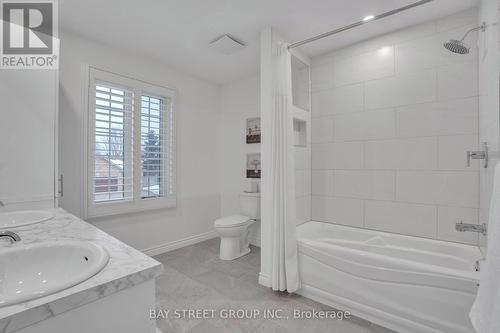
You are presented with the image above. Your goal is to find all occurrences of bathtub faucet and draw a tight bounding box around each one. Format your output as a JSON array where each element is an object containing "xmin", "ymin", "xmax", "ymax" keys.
[{"xmin": 456, "ymin": 221, "xmax": 487, "ymax": 236}]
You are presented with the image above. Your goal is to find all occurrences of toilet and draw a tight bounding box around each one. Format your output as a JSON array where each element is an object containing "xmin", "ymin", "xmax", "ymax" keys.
[{"xmin": 214, "ymin": 192, "xmax": 260, "ymax": 260}]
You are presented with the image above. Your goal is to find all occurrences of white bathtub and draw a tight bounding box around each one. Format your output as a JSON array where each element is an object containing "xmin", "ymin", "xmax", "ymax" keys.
[{"xmin": 296, "ymin": 221, "xmax": 482, "ymax": 333}]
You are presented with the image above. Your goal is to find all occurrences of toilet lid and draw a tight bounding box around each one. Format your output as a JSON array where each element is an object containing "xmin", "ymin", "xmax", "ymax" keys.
[{"xmin": 214, "ymin": 215, "xmax": 250, "ymax": 228}]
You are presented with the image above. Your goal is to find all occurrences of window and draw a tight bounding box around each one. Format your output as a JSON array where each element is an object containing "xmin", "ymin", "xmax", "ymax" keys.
[{"xmin": 86, "ymin": 68, "xmax": 175, "ymax": 217}]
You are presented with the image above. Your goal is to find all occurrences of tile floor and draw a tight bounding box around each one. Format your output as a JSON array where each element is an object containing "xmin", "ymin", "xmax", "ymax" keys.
[{"xmin": 154, "ymin": 238, "xmax": 396, "ymax": 333}]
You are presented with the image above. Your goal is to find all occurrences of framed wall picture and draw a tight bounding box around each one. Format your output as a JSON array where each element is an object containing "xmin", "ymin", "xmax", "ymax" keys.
[
  {"xmin": 246, "ymin": 153, "xmax": 261, "ymax": 179},
  {"xmin": 246, "ymin": 117, "xmax": 261, "ymax": 144}
]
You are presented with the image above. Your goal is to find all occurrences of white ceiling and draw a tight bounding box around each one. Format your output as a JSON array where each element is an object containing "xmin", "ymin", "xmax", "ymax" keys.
[{"xmin": 60, "ymin": 0, "xmax": 480, "ymax": 85}]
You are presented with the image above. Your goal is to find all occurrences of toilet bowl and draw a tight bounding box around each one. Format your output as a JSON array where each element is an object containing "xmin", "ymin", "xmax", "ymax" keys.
[
  {"xmin": 214, "ymin": 215, "xmax": 255, "ymax": 260},
  {"xmin": 214, "ymin": 192, "xmax": 260, "ymax": 260}
]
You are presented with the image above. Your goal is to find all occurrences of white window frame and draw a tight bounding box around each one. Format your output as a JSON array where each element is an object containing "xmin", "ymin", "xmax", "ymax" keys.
[{"xmin": 84, "ymin": 67, "xmax": 176, "ymax": 218}]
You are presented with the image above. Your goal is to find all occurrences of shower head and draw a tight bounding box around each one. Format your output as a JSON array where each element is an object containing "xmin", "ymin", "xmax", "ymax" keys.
[
  {"xmin": 443, "ymin": 22, "xmax": 486, "ymax": 55},
  {"xmin": 444, "ymin": 39, "xmax": 470, "ymax": 54}
]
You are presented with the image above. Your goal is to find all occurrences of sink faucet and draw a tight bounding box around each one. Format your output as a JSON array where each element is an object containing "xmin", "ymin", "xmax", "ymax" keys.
[
  {"xmin": 0, "ymin": 231, "xmax": 21, "ymax": 244},
  {"xmin": 456, "ymin": 221, "xmax": 487, "ymax": 236}
]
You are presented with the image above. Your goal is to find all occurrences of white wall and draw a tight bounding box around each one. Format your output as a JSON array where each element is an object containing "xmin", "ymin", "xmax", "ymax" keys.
[
  {"xmin": 478, "ymin": 0, "xmax": 500, "ymax": 248},
  {"xmin": 218, "ymin": 75, "xmax": 261, "ymax": 244},
  {"xmin": 310, "ymin": 9, "xmax": 481, "ymax": 244},
  {"xmin": 59, "ymin": 30, "xmax": 221, "ymax": 251}
]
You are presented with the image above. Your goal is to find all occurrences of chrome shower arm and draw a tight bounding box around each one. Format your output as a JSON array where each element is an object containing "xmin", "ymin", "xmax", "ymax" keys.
[{"xmin": 460, "ymin": 22, "xmax": 486, "ymax": 42}]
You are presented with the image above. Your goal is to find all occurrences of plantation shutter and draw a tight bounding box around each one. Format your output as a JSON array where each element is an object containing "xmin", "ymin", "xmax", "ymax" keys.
[
  {"xmin": 140, "ymin": 95, "xmax": 175, "ymax": 199},
  {"xmin": 87, "ymin": 67, "xmax": 176, "ymax": 218},
  {"xmin": 92, "ymin": 83, "xmax": 134, "ymax": 204}
]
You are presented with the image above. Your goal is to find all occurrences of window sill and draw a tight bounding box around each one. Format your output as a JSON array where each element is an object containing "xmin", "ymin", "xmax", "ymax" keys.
[{"xmin": 86, "ymin": 197, "xmax": 176, "ymax": 219}]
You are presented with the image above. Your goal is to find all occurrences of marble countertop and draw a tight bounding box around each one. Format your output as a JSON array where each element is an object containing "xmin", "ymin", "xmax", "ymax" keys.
[{"xmin": 0, "ymin": 208, "xmax": 163, "ymax": 333}]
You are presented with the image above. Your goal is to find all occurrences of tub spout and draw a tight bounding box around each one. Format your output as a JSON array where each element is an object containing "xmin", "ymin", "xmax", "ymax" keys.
[{"xmin": 456, "ymin": 221, "xmax": 487, "ymax": 236}]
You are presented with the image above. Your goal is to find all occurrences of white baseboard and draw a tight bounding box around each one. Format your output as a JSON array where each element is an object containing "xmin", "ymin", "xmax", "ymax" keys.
[
  {"xmin": 258, "ymin": 272, "xmax": 270, "ymax": 287},
  {"xmin": 142, "ymin": 230, "xmax": 218, "ymax": 256}
]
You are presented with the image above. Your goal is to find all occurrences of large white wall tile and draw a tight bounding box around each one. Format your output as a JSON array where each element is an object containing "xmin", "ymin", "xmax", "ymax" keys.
[
  {"xmin": 294, "ymin": 147, "xmax": 310, "ymax": 170},
  {"xmin": 311, "ymin": 61, "xmax": 334, "ymax": 92},
  {"xmin": 365, "ymin": 70, "xmax": 437, "ymax": 110},
  {"xmin": 438, "ymin": 64, "xmax": 478, "ymax": 100},
  {"xmin": 311, "ymin": 196, "xmax": 364, "ymax": 227},
  {"xmin": 365, "ymin": 137, "xmax": 438, "ymax": 170},
  {"xmin": 437, "ymin": 206, "xmax": 479, "ymax": 244},
  {"xmin": 364, "ymin": 22, "xmax": 436, "ymax": 52},
  {"xmin": 295, "ymin": 169, "xmax": 311, "ymax": 197},
  {"xmin": 311, "ymin": 142, "xmax": 364, "ymax": 170},
  {"xmin": 396, "ymin": 98, "xmax": 478, "ymax": 137},
  {"xmin": 311, "ymin": 117, "xmax": 334, "ymax": 143},
  {"xmin": 395, "ymin": 36, "xmax": 441, "ymax": 73},
  {"xmin": 365, "ymin": 201, "xmax": 437, "ymax": 238},
  {"xmin": 333, "ymin": 47, "xmax": 395, "ymax": 86},
  {"xmin": 333, "ymin": 110, "xmax": 396, "ymax": 142},
  {"xmin": 396, "ymin": 171, "xmax": 479, "ymax": 207},
  {"xmin": 296, "ymin": 196, "xmax": 311, "ymax": 225},
  {"xmin": 438, "ymin": 135, "xmax": 479, "ymax": 170},
  {"xmin": 311, "ymin": 170, "xmax": 334, "ymax": 196},
  {"xmin": 435, "ymin": 8, "xmax": 478, "ymax": 32},
  {"xmin": 479, "ymin": 156, "xmax": 498, "ymax": 210},
  {"xmin": 334, "ymin": 170, "xmax": 395, "ymax": 200},
  {"xmin": 312, "ymin": 83, "xmax": 364, "ymax": 116}
]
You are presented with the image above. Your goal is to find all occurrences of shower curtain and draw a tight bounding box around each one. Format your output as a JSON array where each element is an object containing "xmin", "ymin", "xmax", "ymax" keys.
[
  {"xmin": 268, "ymin": 41, "xmax": 300, "ymax": 292},
  {"xmin": 470, "ymin": 162, "xmax": 500, "ymax": 333}
]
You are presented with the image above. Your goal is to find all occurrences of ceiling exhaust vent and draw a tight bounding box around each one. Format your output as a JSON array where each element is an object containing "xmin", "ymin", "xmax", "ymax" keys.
[{"xmin": 209, "ymin": 34, "xmax": 246, "ymax": 55}]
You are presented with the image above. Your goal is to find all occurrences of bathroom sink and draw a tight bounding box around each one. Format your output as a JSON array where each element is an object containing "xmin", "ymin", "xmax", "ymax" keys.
[
  {"xmin": 0, "ymin": 210, "xmax": 54, "ymax": 229},
  {"xmin": 0, "ymin": 240, "xmax": 109, "ymax": 307}
]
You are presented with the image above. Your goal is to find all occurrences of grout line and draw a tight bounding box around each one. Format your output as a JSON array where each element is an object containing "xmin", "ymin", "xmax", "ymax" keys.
[
  {"xmin": 310, "ymin": 168, "xmax": 478, "ymax": 173},
  {"xmin": 311, "ymin": 95, "xmax": 479, "ymax": 118},
  {"xmin": 311, "ymin": 195, "xmax": 479, "ymax": 210},
  {"xmin": 311, "ymin": 133, "xmax": 479, "ymax": 145}
]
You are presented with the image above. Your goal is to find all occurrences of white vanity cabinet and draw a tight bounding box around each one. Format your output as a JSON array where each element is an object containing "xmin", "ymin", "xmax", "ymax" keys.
[{"xmin": 0, "ymin": 69, "xmax": 58, "ymax": 209}]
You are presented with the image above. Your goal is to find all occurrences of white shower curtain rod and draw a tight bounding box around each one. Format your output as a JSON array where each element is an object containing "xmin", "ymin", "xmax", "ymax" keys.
[{"xmin": 288, "ymin": 0, "xmax": 435, "ymax": 49}]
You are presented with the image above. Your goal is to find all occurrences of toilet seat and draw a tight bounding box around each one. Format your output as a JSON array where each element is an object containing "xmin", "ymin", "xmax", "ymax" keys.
[{"xmin": 214, "ymin": 215, "xmax": 250, "ymax": 228}]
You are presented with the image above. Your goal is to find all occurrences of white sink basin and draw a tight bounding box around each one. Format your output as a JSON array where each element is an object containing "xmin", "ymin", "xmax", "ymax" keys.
[
  {"xmin": 0, "ymin": 210, "xmax": 54, "ymax": 229},
  {"xmin": 0, "ymin": 240, "xmax": 109, "ymax": 307}
]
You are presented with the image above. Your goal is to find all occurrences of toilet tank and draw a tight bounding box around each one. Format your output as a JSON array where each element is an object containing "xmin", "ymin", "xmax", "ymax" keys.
[{"xmin": 239, "ymin": 192, "xmax": 260, "ymax": 220}]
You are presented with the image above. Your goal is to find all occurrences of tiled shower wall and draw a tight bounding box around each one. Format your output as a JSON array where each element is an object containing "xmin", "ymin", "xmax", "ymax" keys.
[
  {"xmin": 295, "ymin": 116, "xmax": 311, "ymax": 225},
  {"xmin": 310, "ymin": 9, "xmax": 481, "ymax": 244},
  {"xmin": 292, "ymin": 55, "xmax": 312, "ymax": 225}
]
